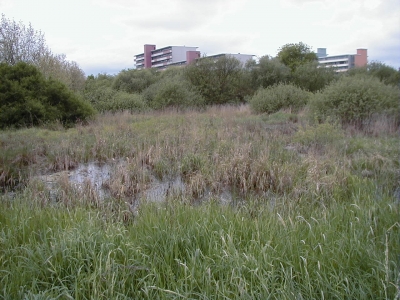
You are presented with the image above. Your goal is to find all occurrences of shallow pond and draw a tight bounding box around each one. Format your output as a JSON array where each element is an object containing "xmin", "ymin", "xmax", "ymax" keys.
[{"xmin": 34, "ymin": 162, "xmax": 236, "ymax": 205}]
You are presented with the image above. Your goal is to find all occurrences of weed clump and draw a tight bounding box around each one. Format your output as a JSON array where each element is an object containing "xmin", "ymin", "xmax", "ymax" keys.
[{"xmin": 294, "ymin": 122, "xmax": 345, "ymax": 152}]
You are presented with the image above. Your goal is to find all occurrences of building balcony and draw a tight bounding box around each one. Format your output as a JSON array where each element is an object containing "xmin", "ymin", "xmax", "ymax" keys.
[
  {"xmin": 151, "ymin": 55, "xmax": 172, "ymax": 63},
  {"xmin": 151, "ymin": 49, "xmax": 172, "ymax": 58},
  {"xmin": 151, "ymin": 60, "xmax": 172, "ymax": 68},
  {"xmin": 319, "ymin": 58, "xmax": 350, "ymax": 64},
  {"xmin": 322, "ymin": 63, "xmax": 349, "ymax": 68}
]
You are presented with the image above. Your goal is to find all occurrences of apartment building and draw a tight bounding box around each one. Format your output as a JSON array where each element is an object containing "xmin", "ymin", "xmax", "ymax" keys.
[
  {"xmin": 317, "ymin": 48, "xmax": 368, "ymax": 72},
  {"xmin": 134, "ymin": 44, "xmax": 200, "ymax": 70}
]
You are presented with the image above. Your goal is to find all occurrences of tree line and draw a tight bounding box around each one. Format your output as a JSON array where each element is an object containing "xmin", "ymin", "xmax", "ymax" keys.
[{"xmin": 1, "ymin": 14, "xmax": 399, "ymax": 129}]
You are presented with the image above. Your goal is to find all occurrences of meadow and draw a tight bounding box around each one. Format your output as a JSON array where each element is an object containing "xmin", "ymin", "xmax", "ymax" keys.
[{"xmin": 0, "ymin": 105, "xmax": 399, "ymax": 299}]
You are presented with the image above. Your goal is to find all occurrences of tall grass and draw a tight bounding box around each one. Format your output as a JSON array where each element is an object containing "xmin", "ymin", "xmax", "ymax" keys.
[
  {"xmin": 0, "ymin": 105, "xmax": 399, "ymax": 298},
  {"xmin": 0, "ymin": 190, "xmax": 398, "ymax": 299}
]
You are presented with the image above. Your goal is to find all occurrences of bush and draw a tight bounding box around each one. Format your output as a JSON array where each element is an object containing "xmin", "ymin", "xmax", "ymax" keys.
[
  {"xmin": 94, "ymin": 91, "xmax": 147, "ymax": 113},
  {"xmin": 82, "ymin": 74, "xmax": 148, "ymax": 113},
  {"xmin": 348, "ymin": 62, "xmax": 400, "ymax": 86},
  {"xmin": 308, "ymin": 74, "xmax": 400, "ymax": 127},
  {"xmin": 142, "ymin": 76, "xmax": 205, "ymax": 110},
  {"xmin": 112, "ymin": 68, "xmax": 158, "ymax": 93},
  {"xmin": 185, "ymin": 56, "xmax": 248, "ymax": 105},
  {"xmin": 249, "ymin": 83, "xmax": 310, "ymax": 114},
  {"xmin": 367, "ymin": 62, "xmax": 400, "ymax": 86},
  {"xmin": 0, "ymin": 62, "xmax": 95, "ymax": 129}
]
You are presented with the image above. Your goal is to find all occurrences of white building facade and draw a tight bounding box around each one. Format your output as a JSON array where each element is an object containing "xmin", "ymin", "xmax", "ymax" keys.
[
  {"xmin": 317, "ymin": 48, "xmax": 368, "ymax": 72},
  {"xmin": 134, "ymin": 45, "xmax": 200, "ymax": 70}
]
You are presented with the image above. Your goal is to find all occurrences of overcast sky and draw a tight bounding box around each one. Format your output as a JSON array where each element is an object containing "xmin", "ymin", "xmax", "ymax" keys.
[{"xmin": 1, "ymin": 0, "xmax": 399, "ymax": 75}]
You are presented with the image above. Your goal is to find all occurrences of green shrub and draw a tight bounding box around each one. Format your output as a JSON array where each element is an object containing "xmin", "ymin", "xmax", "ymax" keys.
[
  {"xmin": 185, "ymin": 56, "xmax": 249, "ymax": 105},
  {"xmin": 112, "ymin": 68, "xmax": 159, "ymax": 93},
  {"xmin": 142, "ymin": 76, "xmax": 205, "ymax": 110},
  {"xmin": 348, "ymin": 62, "xmax": 400, "ymax": 86},
  {"xmin": 367, "ymin": 61, "xmax": 400, "ymax": 86},
  {"xmin": 0, "ymin": 62, "xmax": 95, "ymax": 129},
  {"xmin": 308, "ymin": 74, "xmax": 399, "ymax": 127},
  {"xmin": 83, "ymin": 74, "xmax": 148, "ymax": 113},
  {"xmin": 249, "ymin": 83, "xmax": 310, "ymax": 114}
]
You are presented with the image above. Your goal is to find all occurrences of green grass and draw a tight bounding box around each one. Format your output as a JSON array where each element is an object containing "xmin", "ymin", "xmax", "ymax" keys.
[
  {"xmin": 0, "ymin": 192, "xmax": 398, "ymax": 299},
  {"xmin": 0, "ymin": 105, "xmax": 399, "ymax": 299}
]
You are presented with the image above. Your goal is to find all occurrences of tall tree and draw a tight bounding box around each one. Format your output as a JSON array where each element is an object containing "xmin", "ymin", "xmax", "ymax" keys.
[
  {"xmin": 36, "ymin": 52, "xmax": 86, "ymax": 93},
  {"xmin": 0, "ymin": 14, "xmax": 86, "ymax": 92},
  {"xmin": 292, "ymin": 61, "xmax": 336, "ymax": 92},
  {"xmin": 277, "ymin": 42, "xmax": 318, "ymax": 72},
  {"xmin": 247, "ymin": 55, "xmax": 291, "ymax": 89},
  {"xmin": 0, "ymin": 14, "xmax": 46, "ymax": 65}
]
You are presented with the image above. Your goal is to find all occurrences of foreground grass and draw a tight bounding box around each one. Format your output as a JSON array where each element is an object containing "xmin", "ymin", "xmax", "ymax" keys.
[
  {"xmin": 0, "ymin": 192, "xmax": 398, "ymax": 299},
  {"xmin": 0, "ymin": 106, "xmax": 399, "ymax": 298}
]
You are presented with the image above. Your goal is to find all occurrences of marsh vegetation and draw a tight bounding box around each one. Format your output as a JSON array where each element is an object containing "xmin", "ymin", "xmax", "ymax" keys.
[{"xmin": 1, "ymin": 105, "xmax": 399, "ymax": 299}]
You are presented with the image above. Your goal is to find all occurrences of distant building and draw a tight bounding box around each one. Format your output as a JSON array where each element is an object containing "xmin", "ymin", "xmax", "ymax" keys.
[
  {"xmin": 317, "ymin": 48, "xmax": 368, "ymax": 72},
  {"xmin": 134, "ymin": 44, "xmax": 200, "ymax": 70}
]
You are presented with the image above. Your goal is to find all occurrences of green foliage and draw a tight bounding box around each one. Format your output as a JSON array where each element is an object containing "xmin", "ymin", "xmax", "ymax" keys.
[
  {"xmin": 348, "ymin": 61, "xmax": 400, "ymax": 86},
  {"xmin": 0, "ymin": 62, "xmax": 95, "ymax": 129},
  {"xmin": 367, "ymin": 61, "xmax": 400, "ymax": 86},
  {"xmin": 185, "ymin": 56, "xmax": 248, "ymax": 105},
  {"xmin": 83, "ymin": 73, "xmax": 148, "ymax": 113},
  {"xmin": 292, "ymin": 61, "xmax": 337, "ymax": 92},
  {"xmin": 0, "ymin": 14, "xmax": 46, "ymax": 65},
  {"xmin": 142, "ymin": 75, "xmax": 204, "ymax": 110},
  {"xmin": 112, "ymin": 68, "xmax": 159, "ymax": 93},
  {"xmin": 248, "ymin": 55, "xmax": 291, "ymax": 89},
  {"xmin": 36, "ymin": 53, "xmax": 86, "ymax": 93},
  {"xmin": 250, "ymin": 83, "xmax": 310, "ymax": 114},
  {"xmin": 277, "ymin": 42, "xmax": 318, "ymax": 72},
  {"xmin": 95, "ymin": 91, "xmax": 147, "ymax": 113},
  {"xmin": 309, "ymin": 74, "xmax": 400, "ymax": 127}
]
